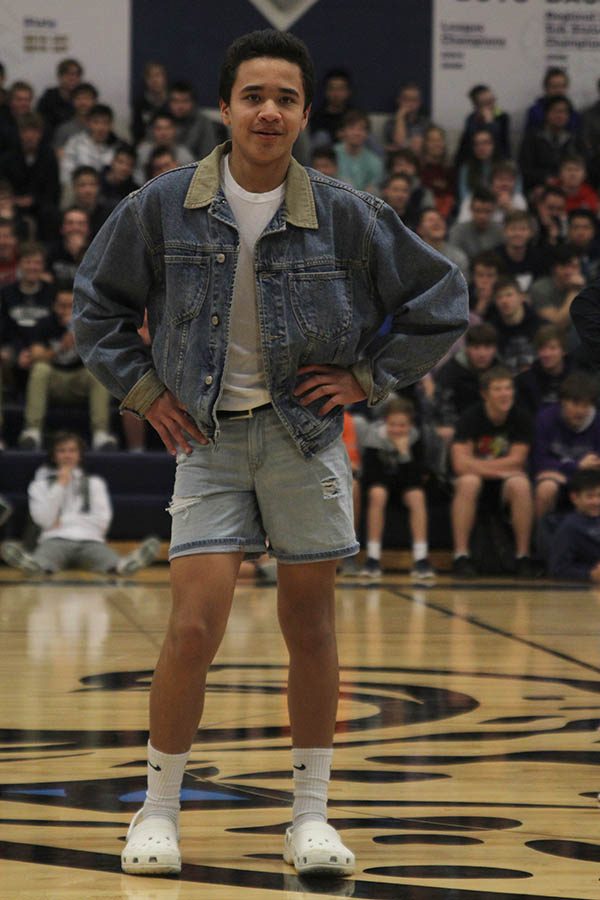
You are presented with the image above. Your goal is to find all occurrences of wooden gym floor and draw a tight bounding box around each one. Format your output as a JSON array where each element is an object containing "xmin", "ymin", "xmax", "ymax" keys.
[{"xmin": 1, "ymin": 553, "xmax": 600, "ymax": 899}]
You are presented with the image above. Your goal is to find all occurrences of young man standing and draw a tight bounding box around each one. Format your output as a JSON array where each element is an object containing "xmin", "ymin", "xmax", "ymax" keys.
[{"xmin": 73, "ymin": 30, "xmax": 467, "ymax": 878}]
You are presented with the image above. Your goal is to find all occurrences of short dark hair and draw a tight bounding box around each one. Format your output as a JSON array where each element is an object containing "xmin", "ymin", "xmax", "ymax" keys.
[
  {"xmin": 543, "ymin": 66, "xmax": 568, "ymax": 89},
  {"xmin": 169, "ymin": 80, "xmax": 195, "ymax": 98},
  {"xmin": 57, "ymin": 58, "xmax": 82, "ymax": 77},
  {"xmin": 559, "ymin": 371, "xmax": 600, "ymax": 404},
  {"xmin": 113, "ymin": 142, "xmax": 136, "ymax": 162},
  {"xmin": 550, "ymin": 243, "xmax": 580, "ymax": 267},
  {"xmin": 568, "ymin": 207, "xmax": 597, "ymax": 227},
  {"xmin": 480, "ymin": 365, "xmax": 514, "ymax": 391},
  {"xmin": 341, "ymin": 108, "xmax": 369, "ymax": 130},
  {"xmin": 493, "ymin": 276, "xmax": 522, "ymax": 298},
  {"xmin": 471, "ymin": 250, "xmax": 503, "ymax": 272},
  {"xmin": 219, "ymin": 29, "xmax": 314, "ymax": 110},
  {"xmin": 569, "ymin": 468, "xmax": 600, "ymax": 494},
  {"xmin": 543, "ymin": 94, "xmax": 573, "ymax": 117},
  {"xmin": 471, "ymin": 186, "xmax": 496, "ymax": 205},
  {"xmin": 87, "ymin": 103, "xmax": 113, "ymax": 120},
  {"xmin": 383, "ymin": 172, "xmax": 411, "ymax": 190},
  {"xmin": 465, "ymin": 323, "xmax": 498, "ymax": 347},
  {"xmin": 533, "ymin": 323, "xmax": 567, "ymax": 351},
  {"xmin": 72, "ymin": 165, "xmax": 99, "ymax": 183},
  {"xmin": 151, "ymin": 110, "xmax": 176, "ymax": 126},
  {"xmin": 311, "ymin": 146, "xmax": 336, "ymax": 164},
  {"xmin": 72, "ymin": 82, "xmax": 98, "ymax": 100}
]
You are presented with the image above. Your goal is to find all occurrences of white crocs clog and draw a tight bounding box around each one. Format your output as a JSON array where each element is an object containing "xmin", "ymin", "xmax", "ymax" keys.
[
  {"xmin": 121, "ymin": 810, "xmax": 181, "ymax": 875},
  {"xmin": 283, "ymin": 821, "xmax": 355, "ymax": 876}
]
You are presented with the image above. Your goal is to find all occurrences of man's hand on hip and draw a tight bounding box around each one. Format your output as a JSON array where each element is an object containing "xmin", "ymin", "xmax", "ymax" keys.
[
  {"xmin": 294, "ymin": 365, "xmax": 366, "ymax": 415},
  {"xmin": 146, "ymin": 390, "xmax": 208, "ymax": 455}
]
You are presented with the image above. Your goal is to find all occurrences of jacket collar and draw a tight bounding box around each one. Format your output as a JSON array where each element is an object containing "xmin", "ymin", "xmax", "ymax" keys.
[{"xmin": 183, "ymin": 141, "xmax": 318, "ymax": 229}]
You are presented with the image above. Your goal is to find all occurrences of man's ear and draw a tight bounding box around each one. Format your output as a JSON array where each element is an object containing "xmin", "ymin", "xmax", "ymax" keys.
[{"xmin": 219, "ymin": 98, "xmax": 231, "ymax": 127}]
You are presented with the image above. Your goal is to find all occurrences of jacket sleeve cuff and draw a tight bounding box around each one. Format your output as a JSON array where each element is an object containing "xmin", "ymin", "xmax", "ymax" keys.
[
  {"xmin": 119, "ymin": 369, "xmax": 166, "ymax": 417},
  {"xmin": 350, "ymin": 360, "xmax": 388, "ymax": 407}
]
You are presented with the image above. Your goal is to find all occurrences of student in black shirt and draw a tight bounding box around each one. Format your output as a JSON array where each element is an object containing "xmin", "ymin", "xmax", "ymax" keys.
[
  {"xmin": 548, "ymin": 468, "xmax": 600, "ymax": 581},
  {"xmin": 486, "ymin": 277, "xmax": 544, "ymax": 373},
  {"xmin": 451, "ymin": 365, "xmax": 538, "ymax": 576}
]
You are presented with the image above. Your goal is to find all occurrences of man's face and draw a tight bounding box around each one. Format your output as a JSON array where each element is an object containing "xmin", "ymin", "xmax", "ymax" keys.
[
  {"xmin": 473, "ymin": 263, "xmax": 498, "ymax": 295},
  {"xmin": 73, "ymin": 90, "xmax": 96, "ymax": 116},
  {"xmin": 150, "ymin": 152, "xmax": 178, "ymax": 177},
  {"xmin": 220, "ymin": 56, "xmax": 309, "ymax": 176},
  {"xmin": 112, "ymin": 152, "xmax": 134, "ymax": 182},
  {"xmin": 19, "ymin": 126, "xmax": 42, "ymax": 154},
  {"xmin": 471, "ymin": 200, "xmax": 495, "ymax": 230},
  {"xmin": 0, "ymin": 226, "xmax": 16, "ymax": 259},
  {"xmin": 59, "ymin": 64, "xmax": 81, "ymax": 94},
  {"xmin": 53, "ymin": 291, "xmax": 73, "ymax": 326},
  {"xmin": 312, "ymin": 155, "xmax": 337, "ymax": 177},
  {"xmin": 504, "ymin": 220, "xmax": 532, "ymax": 249},
  {"xmin": 152, "ymin": 117, "xmax": 176, "ymax": 146},
  {"xmin": 53, "ymin": 439, "xmax": 81, "ymax": 469},
  {"xmin": 325, "ymin": 76, "xmax": 350, "ymax": 109},
  {"xmin": 541, "ymin": 193, "xmax": 566, "ymax": 221},
  {"xmin": 419, "ymin": 211, "xmax": 446, "ymax": 243},
  {"xmin": 169, "ymin": 91, "xmax": 194, "ymax": 119},
  {"xmin": 560, "ymin": 161, "xmax": 585, "ymax": 191},
  {"xmin": 385, "ymin": 412, "xmax": 411, "ymax": 440},
  {"xmin": 424, "ymin": 128, "xmax": 445, "ymax": 159},
  {"xmin": 546, "ymin": 73, "xmax": 568, "ymax": 96},
  {"xmin": 572, "ymin": 486, "xmax": 600, "ymax": 517},
  {"xmin": 73, "ymin": 174, "xmax": 99, "ymax": 207},
  {"xmin": 475, "ymin": 88, "xmax": 495, "ymax": 110},
  {"xmin": 568, "ymin": 217, "xmax": 595, "ymax": 248},
  {"xmin": 538, "ymin": 339, "xmax": 565, "ymax": 373},
  {"xmin": 491, "ymin": 171, "xmax": 516, "ymax": 196},
  {"xmin": 20, "ymin": 253, "xmax": 45, "ymax": 282},
  {"xmin": 399, "ymin": 86, "xmax": 421, "ymax": 114},
  {"xmin": 483, "ymin": 378, "xmax": 514, "ymax": 416},
  {"xmin": 383, "ymin": 178, "xmax": 410, "ymax": 215},
  {"xmin": 553, "ymin": 257, "xmax": 580, "ymax": 288},
  {"xmin": 62, "ymin": 209, "xmax": 89, "ymax": 239},
  {"xmin": 87, "ymin": 114, "xmax": 111, "ymax": 144},
  {"xmin": 342, "ymin": 119, "xmax": 368, "ymax": 150},
  {"xmin": 562, "ymin": 397, "xmax": 595, "ymax": 431},
  {"xmin": 10, "ymin": 88, "xmax": 32, "ymax": 118},
  {"xmin": 495, "ymin": 286, "xmax": 522, "ymax": 319},
  {"xmin": 546, "ymin": 102, "xmax": 570, "ymax": 131},
  {"xmin": 472, "ymin": 131, "xmax": 494, "ymax": 159},
  {"xmin": 146, "ymin": 65, "xmax": 167, "ymax": 94},
  {"xmin": 466, "ymin": 343, "xmax": 496, "ymax": 370}
]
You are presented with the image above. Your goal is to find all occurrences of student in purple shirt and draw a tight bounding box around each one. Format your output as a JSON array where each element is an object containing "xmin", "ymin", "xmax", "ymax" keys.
[{"xmin": 532, "ymin": 371, "xmax": 600, "ymax": 520}]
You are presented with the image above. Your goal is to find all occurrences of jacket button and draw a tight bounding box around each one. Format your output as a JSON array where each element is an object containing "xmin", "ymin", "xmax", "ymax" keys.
[
  {"xmin": 204, "ymin": 374, "xmax": 213, "ymax": 385},
  {"xmin": 211, "ymin": 315, "xmax": 220, "ymax": 326},
  {"xmin": 215, "ymin": 253, "xmax": 225, "ymax": 263}
]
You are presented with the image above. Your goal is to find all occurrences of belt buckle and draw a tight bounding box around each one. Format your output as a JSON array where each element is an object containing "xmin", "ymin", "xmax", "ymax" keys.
[{"xmin": 229, "ymin": 408, "xmax": 254, "ymax": 420}]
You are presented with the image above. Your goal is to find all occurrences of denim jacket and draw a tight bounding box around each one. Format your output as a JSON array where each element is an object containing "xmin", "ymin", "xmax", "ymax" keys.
[{"xmin": 73, "ymin": 142, "xmax": 468, "ymax": 457}]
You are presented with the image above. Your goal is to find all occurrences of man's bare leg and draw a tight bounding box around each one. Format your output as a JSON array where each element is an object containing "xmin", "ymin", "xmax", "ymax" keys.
[
  {"xmin": 150, "ymin": 552, "xmax": 243, "ymax": 752},
  {"xmin": 277, "ymin": 559, "xmax": 354, "ymax": 875},
  {"xmin": 121, "ymin": 551, "xmax": 242, "ymax": 875}
]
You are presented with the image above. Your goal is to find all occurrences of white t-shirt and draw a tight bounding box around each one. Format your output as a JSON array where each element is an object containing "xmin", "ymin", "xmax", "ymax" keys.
[{"xmin": 218, "ymin": 155, "xmax": 285, "ymax": 411}]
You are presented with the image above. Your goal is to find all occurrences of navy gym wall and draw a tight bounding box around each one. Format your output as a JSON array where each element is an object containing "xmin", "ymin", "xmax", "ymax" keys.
[{"xmin": 131, "ymin": 0, "xmax": 433, "ymax": 115}]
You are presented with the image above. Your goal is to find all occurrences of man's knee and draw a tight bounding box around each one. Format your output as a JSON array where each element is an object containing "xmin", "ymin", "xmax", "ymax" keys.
[
  {"xmin": 454, "ymin": 473, "xmax": 482, "ymax": 498},
  {"xmin": 504, "ymin": 474, "xmax": 533, "ymax": 500}
]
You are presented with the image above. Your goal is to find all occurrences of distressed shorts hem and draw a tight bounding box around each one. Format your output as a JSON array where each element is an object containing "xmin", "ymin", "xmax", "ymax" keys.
[
  {"xmin": 275, "ymin": 542, "xmax": 360, "ymax": 564},
  {"xmin": 169, "ymin": 539, "xmax": 266, "ymax": 561}
]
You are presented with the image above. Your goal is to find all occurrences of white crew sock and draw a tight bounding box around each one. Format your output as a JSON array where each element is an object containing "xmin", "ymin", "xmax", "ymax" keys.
[
  {"xmin": 292, "ymin": 747, "xmax": 333, "ymax": 828},
  {"xmin": 367, "ymin": 541, "xmax": 381, "ymax": 561},
  {"xmin": 140, "ymin": 740, "xmax": 190, "ymax": 825},
  {"xmin": 412, "ymin": 541, "xmax": 428, "ymax": 562}
]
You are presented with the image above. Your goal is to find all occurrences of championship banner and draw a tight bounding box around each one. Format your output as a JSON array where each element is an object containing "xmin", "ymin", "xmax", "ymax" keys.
[
  {"xmin": 0, "ymin": 1, "xmax": 131, "ymax": 136},
  {"xmin": 432, "ymin": 0, "xmax": 600, "ymax": 152}
]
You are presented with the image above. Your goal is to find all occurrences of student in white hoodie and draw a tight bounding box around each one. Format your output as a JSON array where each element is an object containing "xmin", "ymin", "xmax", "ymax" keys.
[{"xmin": 1, "ymin": 430, "xmax": 159, "ymax": 575}]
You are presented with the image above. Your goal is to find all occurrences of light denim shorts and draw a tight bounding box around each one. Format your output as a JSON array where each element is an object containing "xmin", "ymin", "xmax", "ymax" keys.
[{"xmin": 168, "ymin": 407, "xmax": 359, "ymax": 563}]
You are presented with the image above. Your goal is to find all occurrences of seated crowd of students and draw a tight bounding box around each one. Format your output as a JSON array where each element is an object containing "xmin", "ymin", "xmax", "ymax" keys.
[{"xmin": 1, "ymin": 56, "xmax": 600, "ymax": 579}]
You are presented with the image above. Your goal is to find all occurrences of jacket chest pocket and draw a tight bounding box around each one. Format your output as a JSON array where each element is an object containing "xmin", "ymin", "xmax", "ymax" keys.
[
  {"xmin": 164, "ymin": 255, "xmax": 210, "ymax": 324},
  {"xmin": 288, "ymin": 270, "xmax": 353, "ymax": 342},
  {"xmin": 161, "ymin": 256, "xmax": 210, "ymax": 391}
]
